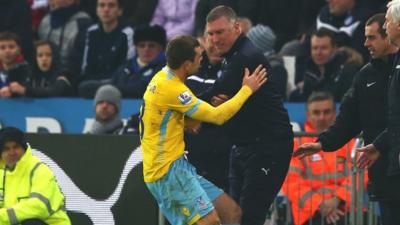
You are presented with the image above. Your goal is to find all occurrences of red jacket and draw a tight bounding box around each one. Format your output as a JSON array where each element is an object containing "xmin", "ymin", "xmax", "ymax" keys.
[{"xmin": 281, "ymin": 121, "xmax": 367, "ymax": 225}]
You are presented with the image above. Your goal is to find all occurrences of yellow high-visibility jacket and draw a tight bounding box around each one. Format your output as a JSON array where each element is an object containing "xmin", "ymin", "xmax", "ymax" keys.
[{"xmin": 0, "ymin": 146, "xmax": 71, "ymax": 225}]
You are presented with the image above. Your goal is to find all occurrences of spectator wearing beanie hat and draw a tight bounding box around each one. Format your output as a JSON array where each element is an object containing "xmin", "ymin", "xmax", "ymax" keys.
[
  {"xmin": 89, "ymin": 84, "xmax": 124, "ymax": 134},
  {"xmin": 0, "ymin": 126, "xmax": 71, "ymax": 224},
  {"xmin": 0, "ymin": 127, "xmax": 27, "ymax": 155},
  {"xmin": 247, "ymin": 24, "xmax": 276, "ymax": 57},
  {"xmin": 247, "ymin": 24, "xmax": 288, "ymax": 98},
  {"xmin": 109, "ymin": 24, "xmax": 167, "ymax": 98}
]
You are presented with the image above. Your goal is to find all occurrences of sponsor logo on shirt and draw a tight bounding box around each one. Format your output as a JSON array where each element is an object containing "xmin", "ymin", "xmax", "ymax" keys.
[{"xmin": 182, "ymin": 207, "xmax": 191, "ymax": 216}]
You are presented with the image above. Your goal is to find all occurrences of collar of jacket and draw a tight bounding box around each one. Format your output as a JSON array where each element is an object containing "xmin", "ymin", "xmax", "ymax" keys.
[
  {"xmin": 222, "ymin": 33, "xmax": 247, "ymax": 59},
  {"xmin": 99, "ymin": 20, "xmax": 125, "ymax": 34},
  {"xmin": 130, "ymin": 51, "xmax": 166, "ymax": 73},
  {"xmin": 0, "ymin": 54, "xmax": 25, "ymax": 70},
  {"xmin": 306, "ymin": 52, "xmax": 345, "ymax": 78},
  {"xmin": 370, "ymin": 53, "xmax": 396, "ymax": 74}
]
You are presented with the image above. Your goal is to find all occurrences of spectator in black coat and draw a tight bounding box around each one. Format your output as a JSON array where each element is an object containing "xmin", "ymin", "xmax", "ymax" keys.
[
  {"xmin": 10, "ymin": 41, "xmax": 73, "ymax": 97},
  {"xmin": 110, "ymin": 25, "xmax": 166, "ymax": 98},
  {"xmin": 290, "ymin": 29, "xmax": 363, "ymax": 101},
  {"xmin": 74, "ymin": 0, "xmax": 134, "ymax": 86},
  {"xmin": 78, "ymin": 25, "xmax": 167, "ymax": 98}
]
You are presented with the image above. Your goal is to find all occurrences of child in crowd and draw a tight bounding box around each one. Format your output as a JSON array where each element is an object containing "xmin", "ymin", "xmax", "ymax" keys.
[
  {"xmin": 9, "ymin": 40, "xmax": 73, "ymax": 97},
  {"xmin": 0, "ymin": 32, "xmax": 30, "ymax": 98}
]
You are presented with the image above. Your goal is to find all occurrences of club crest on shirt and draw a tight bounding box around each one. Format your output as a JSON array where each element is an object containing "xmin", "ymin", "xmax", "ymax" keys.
[
  {"xmin": 178, "ymin": 91, "xmax": 192, "ymax": 105},
  {"xmin": 148, "ymin": 83, "xmax": 156, "ymax": 94},
  {"xmin": 196, "ymin": 196, "xmax": 208, "ymax": 210}
]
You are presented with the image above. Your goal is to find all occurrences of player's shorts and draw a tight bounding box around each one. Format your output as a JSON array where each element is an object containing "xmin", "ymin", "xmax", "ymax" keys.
[{"xmin": 146, "ymin": 156, "xmax": 223, "ymax": 225}]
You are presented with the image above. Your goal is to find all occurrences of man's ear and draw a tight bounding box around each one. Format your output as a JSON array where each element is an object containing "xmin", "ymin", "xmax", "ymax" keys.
[
  {"xmin": 183, "ymin": 60, "xmax": 193, "ymax": 71},
  {"xmin": 234, "ymin": 21, "xmax": 241, "ymax": 34}
]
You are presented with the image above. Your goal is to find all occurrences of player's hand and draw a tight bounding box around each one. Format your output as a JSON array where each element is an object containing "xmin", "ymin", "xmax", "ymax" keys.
[
  {"xmin": 184, "ymin": 117, "xmax": 202, "ymax": 134},
  {"xmin": 319, "ymin": 197, "xmax": 339, "ymax": 216},
  {"xmin": 242, "ymin": 65, "xmax": 267, "ymax": 92},
  {"xmin": 357, "ymin": 144, "xmax": 380, "ymax": 168},
  {"xmin": 0, "ymin": 86, "xmax": 12, "ymax": 98},
  {"xmin": 211, "ymin": 94, "xmax": 230, "ymax": 106},
  {"xmin": 293, "ymin": 142, "xmax": 322, "ymax": 159},
  {"xmin": 9, "ymin": 82, "xmax": 26, "ymax": 95},
  {"xmin": 326, "ymin": 208, "xmax": 345, "ymax": 224}
]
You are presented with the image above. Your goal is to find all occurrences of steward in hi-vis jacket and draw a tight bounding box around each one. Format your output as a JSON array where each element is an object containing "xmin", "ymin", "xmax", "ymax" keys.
[
  {"xmin": 282, "ymin": 121, "xmax": 367, "ymax": 225},
  {"xmin": 0, "ymin": 127, "xmax": 70, "ymax": 225}
]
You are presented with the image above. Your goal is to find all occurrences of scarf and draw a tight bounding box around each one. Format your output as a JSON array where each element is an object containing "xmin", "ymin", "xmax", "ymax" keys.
[{"xmin": 89, "ymin": 116, "xmax": 123, "ymax": 134}]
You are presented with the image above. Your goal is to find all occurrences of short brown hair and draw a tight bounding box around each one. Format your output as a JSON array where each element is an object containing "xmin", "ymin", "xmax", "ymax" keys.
[
  {"xmin": 166, "ymin": 35, "xmax": 200, "ymax": 69},
  {"xmin": 366, "ymin": 13, "xmax": 387, "ymax": 38},
  {"xmin": 0, "ymin": 32, "xmax": 21, "ymax": 47},
  {"xmin": 34, "ymin": 40, "xmax": 52, "ymax": 49},
  {"xmin": 206, "ymin": 5, "xmax": 237, "ymax": 23},
  {"xmin": 311, "ymin": 28, "xmax": 337, "ymax": 47},
  {"xmin": 306, "ymin": 91, "xmax": 335, "ymax": 111}
]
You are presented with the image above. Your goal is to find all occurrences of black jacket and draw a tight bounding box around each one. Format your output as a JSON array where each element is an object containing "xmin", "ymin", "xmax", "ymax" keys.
[
  {"xmin": 77, "ymin": 23, "xmax": 134, "ymax": 81},
  {"xmin": 26, "ymin": 43, "xmax": 73, "ymax": 97},
  {"xmin": 317, "ymin": 55, "xmax": 397, "ymax": 200},
  {"xmin": 0, "ymin": 60, "xmax": 31, "ymax": 97},
  {"xmin": 374, "ymin": 53, "xmax": 400, "ymax": 177},
  {"xmin": 202, "ymin": 34, "xmax": 293, "ymax": 145},
  {"xmin": 184, "ymin": 53, "xmax": 231, "ymax": 190},
  {"xmin": 291, "ymin": 52, "xmax": 359, "ymax": 102},
  {"xmin": 111, "ymin": 52, "xmax": 166, "ymax": 98}
]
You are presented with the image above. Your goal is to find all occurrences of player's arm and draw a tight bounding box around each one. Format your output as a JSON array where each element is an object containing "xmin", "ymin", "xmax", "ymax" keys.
[{"xmin": 186, "ymin": 65, "xmax": 267, "ymax": 125}]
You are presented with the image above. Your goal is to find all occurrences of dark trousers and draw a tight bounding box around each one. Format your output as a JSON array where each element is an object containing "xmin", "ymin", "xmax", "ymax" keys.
[
  {"xmin": 21, "ymin": 219, "xmax": 47, "ymax": 225},
  {"xmin": 379, "ymin": 200, "xmax": 400, "ymax": 225},
  {"xmin": 229, "ymin": 138, "xmax": 293, "ymax": 225}
]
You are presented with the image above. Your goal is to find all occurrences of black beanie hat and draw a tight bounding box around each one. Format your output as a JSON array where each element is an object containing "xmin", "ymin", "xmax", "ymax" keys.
[
  {"xmin": 134, "ymin": 25, "xmax": 167, "ymax": 47},
  {"xmin": 0, "ymin": 127, "xmax": 27, "ymax": 152}
]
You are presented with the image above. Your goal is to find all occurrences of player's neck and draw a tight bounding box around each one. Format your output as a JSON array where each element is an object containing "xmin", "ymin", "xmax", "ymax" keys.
[{"xmin": 172, "ymin": 68, "xmax": 187, "ymax": 82}]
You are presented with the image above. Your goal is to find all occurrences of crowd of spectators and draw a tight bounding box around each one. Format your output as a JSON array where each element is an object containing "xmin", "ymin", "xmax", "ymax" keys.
[{"xmin": 0, "ymin": 0, "xmax": 389, "ymax": 101}]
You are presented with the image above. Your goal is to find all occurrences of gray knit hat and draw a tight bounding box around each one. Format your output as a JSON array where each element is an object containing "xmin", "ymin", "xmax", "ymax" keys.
[
  {"xmin": 94, "ymin": 85, "xmax": 122, "ymax": 112},
  {"xmin": 247, "ymin": 24, "xmax": 276, "ymax": 52}
]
